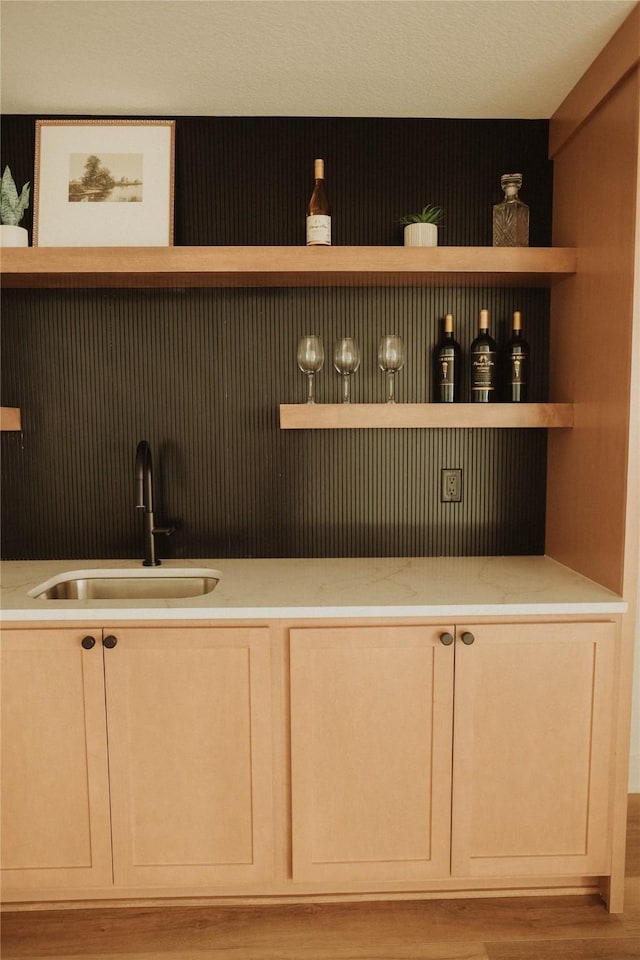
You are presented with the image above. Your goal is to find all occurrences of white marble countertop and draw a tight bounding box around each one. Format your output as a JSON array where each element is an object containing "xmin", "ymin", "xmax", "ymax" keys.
[{"xmin": 0, "ymin": 556, "xmax": 626, "ymax": 621}]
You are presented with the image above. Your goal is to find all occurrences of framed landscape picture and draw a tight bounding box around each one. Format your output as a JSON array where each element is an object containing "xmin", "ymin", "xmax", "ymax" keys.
[{"xmin": 34, "ymin": 119, "xmax": 175, "ymax": 246}]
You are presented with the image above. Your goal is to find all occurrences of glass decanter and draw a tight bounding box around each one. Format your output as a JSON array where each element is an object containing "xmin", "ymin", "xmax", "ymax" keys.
[{"xmin": 492, "ymin": 173, "xmax": 529, "ymax": 247}]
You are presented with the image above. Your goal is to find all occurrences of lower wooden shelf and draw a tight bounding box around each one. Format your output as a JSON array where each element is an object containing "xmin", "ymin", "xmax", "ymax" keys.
[{"xmin": 279, "ymin": 403, "xmax": 574, "ymax": 430}]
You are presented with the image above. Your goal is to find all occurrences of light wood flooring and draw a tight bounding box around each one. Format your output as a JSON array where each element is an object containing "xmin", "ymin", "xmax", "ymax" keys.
[{"xmin": 2, "ymin": 796, "xmax": 639, "ymax": 960}]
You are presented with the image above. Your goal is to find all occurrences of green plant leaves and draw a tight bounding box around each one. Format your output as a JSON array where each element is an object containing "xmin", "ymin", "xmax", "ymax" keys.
[
  {"xmin": 1, "ymin": 166, "xmax": 30, "ymax": 226},
  {"xmin": 399, "ymin": 204, "xmax": 443, "ymax": 226}
]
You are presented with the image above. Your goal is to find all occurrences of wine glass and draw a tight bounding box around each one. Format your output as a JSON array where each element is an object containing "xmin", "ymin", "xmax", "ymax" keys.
[
  {"xmin": 333, "ymin": 337, "xmax": 361, "ymax": 403},
  {"xmin": 297, "ymin": 335, "xmax": 324, "ymax": 403},
  {"xmin": 377, "ymin": 335, "xmax": 405, "ymax": 403}
]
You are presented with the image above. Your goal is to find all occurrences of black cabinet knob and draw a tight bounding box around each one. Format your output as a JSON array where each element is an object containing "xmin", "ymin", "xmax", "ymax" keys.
[
  {"xmin": 440, "ymin": 632, "xmax": 454, "ymax": 646},
  {"xmin": 103, "ymin": 635, "xmax": 118, "ymax": 649},
  {"xmin": 81, "ymin": 635, "xmax": 96, "ymax": 650},
  {"xmin": 461, "ymin": 631, "xmax": 475, "ymax": 645}
]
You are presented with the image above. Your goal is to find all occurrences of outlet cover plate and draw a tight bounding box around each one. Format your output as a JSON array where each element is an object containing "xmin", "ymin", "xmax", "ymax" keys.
[{"xmin": 441, "ymin": 468, "xmax": 462, "ymax": 502}]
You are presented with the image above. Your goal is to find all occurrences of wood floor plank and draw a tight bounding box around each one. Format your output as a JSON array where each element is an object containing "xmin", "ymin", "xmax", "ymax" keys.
[
  {"xmin": 626, "ymin": 794, "xmax": 640, "ymax": 877},
  {"xmin": 0, "ymin": 947, "xmax": 489, "ymax": 960},
  {"xmin": 487, "ymin": 937, "xmax": 640, "ymax": 959},
  {"xmin": 1, "ymin": 892, "xmax": 638, "ymax": 959}
]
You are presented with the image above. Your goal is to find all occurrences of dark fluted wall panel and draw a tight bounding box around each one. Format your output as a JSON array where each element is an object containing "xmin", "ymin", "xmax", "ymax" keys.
[
  {"xmin": 0, "ymin": 116, "xmax": 551, "ymax": 560},
  {"xmin": 1, "ymin": 285, "xmax": 548, "ymax": 560},
  {"xmin": 2, "ymin": 115, "xmax": 552, "ymax": 247}
]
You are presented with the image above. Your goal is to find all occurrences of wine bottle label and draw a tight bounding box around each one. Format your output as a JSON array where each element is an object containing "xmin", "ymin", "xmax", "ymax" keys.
[
  {"xmin": 510, "ymin": 354, "xmax": 527, "ymax": 384},
  {"xmin": 471, "ymin": 351, "xmax": 496, "ymax": 389},
  {"xmin": 306, "ymin": 215, "xmax": 331, "ymax": 245},
  {"xmin": 438, "ymin": 354, "xmax": 455, "ymax": 385}
]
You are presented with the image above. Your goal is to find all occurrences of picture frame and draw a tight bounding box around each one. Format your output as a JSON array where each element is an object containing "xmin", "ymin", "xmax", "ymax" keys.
[{"xmin": 34, "ymin": 119, "xmax": 175, "ymax": 246}]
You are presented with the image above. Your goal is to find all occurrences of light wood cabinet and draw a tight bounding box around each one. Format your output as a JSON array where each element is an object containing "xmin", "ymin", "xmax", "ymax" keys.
[
  {"xmin": 104, "ymin": 625, "xmax": 274, "ymax": 887},
  {"xmin": 0, "ymin": 624, "xmax": 275, "ymax": 894},
  {"xmin": 289, "ymin": 620, "xmax": 617, "ymax": 887},
  {"xmin": 451, "ymin": 622, "xmax": 616, "ymax": 878},
  {"xmin": 289, "ymin": 624, "xmax": 455, "ymax": 882},
  {"xmin": 0, "ymin": 614, "xmax": 622, "ymax": 904},
  {"xmin": 0, "ymin": 628, "xmax": 112, "ymax": 893}
]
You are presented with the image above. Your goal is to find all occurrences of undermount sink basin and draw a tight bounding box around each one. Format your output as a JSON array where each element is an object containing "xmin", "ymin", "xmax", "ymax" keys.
[{"xmin": 28, "ymin": 568, "xmax": 222, "ymax": 601}]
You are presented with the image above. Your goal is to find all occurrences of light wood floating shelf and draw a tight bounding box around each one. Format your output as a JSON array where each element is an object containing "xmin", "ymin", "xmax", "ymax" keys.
[
  {"xmin": 0, "ymin": 245, "xmax": 577, "ymax": 289},
  {"xmin": 279, "ymin": 403, "xmax": 575, "ymax": 430},
  {"xmin": 0, "ymin": 407, "xmax": 21, "ymax": 431}
]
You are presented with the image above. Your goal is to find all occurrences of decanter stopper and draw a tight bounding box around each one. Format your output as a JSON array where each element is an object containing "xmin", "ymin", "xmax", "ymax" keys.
[{"xmin": 493, "ymin": 173, "xmax": 529, "ymax": 247}]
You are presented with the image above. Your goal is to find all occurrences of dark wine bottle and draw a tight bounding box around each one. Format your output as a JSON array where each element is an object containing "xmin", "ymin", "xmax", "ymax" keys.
[
  {"xmin": 433, "ymin": 313, "xmax": 461, "ymax": 402},
  {"xmin": 470, "ymin": 308, "xmax": 497, "ymax": 402},
  {"xmin": 306, "ymin": 158, "xmax": 331, "ymax": 246},
  {"xmin": 505, "ymin": 310, "xmax": 529, "ymax": 401}
]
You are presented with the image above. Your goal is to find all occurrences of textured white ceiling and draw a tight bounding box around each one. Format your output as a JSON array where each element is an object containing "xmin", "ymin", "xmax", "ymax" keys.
[{"xmin": 1, "ymin": 0, "xmax": 637, "ymax": 119}]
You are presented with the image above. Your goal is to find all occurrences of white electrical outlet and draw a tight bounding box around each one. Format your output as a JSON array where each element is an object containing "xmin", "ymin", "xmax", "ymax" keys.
[{"xmin": 441, "ymin": 468, "xmax": 462, "ymax": 502}]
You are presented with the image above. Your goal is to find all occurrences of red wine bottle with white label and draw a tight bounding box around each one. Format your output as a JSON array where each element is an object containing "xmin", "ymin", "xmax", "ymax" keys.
[
  {"xmin": 470, "ymin": 308, "xmax": 497, "ymax": 402},
  {"xmin": 505, "ymin": 310, "xmax": 529, "ymax": 401},
  {"xmin": 433, "ymin": 313, "xmax": 461, "ymax": 402},
  {"xmin": 306, "ymin": 158, "xmax": 331, "ymax": 246}
]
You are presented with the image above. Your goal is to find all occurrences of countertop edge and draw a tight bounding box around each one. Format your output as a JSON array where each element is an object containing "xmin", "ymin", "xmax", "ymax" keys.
[{"xmin": 0, "ymin": 601, "xmax": 628, "ymax": 622}]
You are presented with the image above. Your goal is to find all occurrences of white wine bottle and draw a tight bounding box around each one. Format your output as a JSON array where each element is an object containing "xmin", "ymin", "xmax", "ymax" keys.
[
  {"xmin": 306, "ymin": 158, "xmax": 331, "ymax": 246},
  {"xmin": 470, "ymin": 308, "xmax": 497, "ymax": 402}
]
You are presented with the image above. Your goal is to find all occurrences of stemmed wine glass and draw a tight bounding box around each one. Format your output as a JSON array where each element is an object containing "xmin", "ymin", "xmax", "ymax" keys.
[
  {"xmin": 377, "ymin": 334, "xmax": 405, "ymax": 403},
  {"xmin": 297, "ymin": 335, "xmax": 324, "ymax": 403},
  {"xmin": 333, "ymin": 337, "xmax": 361, "ymax": 403}
]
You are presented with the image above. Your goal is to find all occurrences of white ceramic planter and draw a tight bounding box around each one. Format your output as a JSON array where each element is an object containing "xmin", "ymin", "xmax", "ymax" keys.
[
  {"xmin": 403, "ymin": 222, "xmax": 438, "ymax": 247},
  {"xmin": 0, "ymin": 225, "xmax": 28, "ymax": 247}
]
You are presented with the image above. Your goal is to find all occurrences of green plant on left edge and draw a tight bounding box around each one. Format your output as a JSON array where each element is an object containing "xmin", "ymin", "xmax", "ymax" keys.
[
  {"xmin": 398, "ymin": 203, "xmax": 443, "ymax": 226},
  {"xmin": 1, "ymin": 166, "xmax": 30, "ymax": 226}
]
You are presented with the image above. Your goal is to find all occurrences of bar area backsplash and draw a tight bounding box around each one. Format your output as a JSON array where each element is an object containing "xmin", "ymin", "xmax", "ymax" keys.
[{"xmin": 1, "ymin": 115, "xmax": 552, "ymax": 560}]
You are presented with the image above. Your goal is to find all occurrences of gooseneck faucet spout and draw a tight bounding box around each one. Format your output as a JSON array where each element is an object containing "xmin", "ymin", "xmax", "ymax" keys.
[{"xmin": 135, "ymin": 440, "xmax": 174, "ymax": 566}]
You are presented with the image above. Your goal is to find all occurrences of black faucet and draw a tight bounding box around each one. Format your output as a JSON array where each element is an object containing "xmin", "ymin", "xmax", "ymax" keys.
[{"xmin": 134, "ymin": 440, "xmax": 175, "ymax": 566}]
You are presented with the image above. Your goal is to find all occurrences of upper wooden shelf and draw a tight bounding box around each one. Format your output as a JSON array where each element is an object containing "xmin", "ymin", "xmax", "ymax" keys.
[{"xmin": 0, "ymin": 245, "xmax": 577, "ymax": 289}]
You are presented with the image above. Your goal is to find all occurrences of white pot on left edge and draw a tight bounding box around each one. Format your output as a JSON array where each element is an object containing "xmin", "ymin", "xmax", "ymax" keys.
[{"xmin": 0, "ymin": 225, "xmax": 28, "ymax": 247}]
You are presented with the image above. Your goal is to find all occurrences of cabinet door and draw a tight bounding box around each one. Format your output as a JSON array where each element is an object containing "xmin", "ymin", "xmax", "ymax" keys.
[
  {"xmin": 290, "ymin": 625, "xmax": 454, "ymax": 883},
  {"xmin": 104, "ymin": 626, "xmax": 274, "ymax": 887},
  {"xmin": 451, "ymin": 621, "xmax": 616, "ymax": 877},
  {"xmin": 0, "ymin": 628, "xmax": 112, "ymax": 894}
]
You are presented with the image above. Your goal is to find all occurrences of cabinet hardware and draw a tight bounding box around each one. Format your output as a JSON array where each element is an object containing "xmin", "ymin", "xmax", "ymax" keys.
[
  {"xmin": 461, "ymin": 631, "xmax": 475, "ymax": 645},
  {"xmin": 81, "ymin": 635, "xmax": 96, "ymax": 650},
  {"xmin": 440, "ymin": 632, "xmax": 454, "ymax": 646},
  {"xmin": 103, "ymin": 635, "xmax": 118, "ymax": 649}
]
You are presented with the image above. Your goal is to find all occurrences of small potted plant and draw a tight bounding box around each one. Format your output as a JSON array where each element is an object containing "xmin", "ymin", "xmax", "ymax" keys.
[
  {"xmin": 399, "ymin": 203, "xmax": 443, "ymax": 247},
  {"xmin": 0, "ymin": 166, "xmax": 30, "ymax": 247}
]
